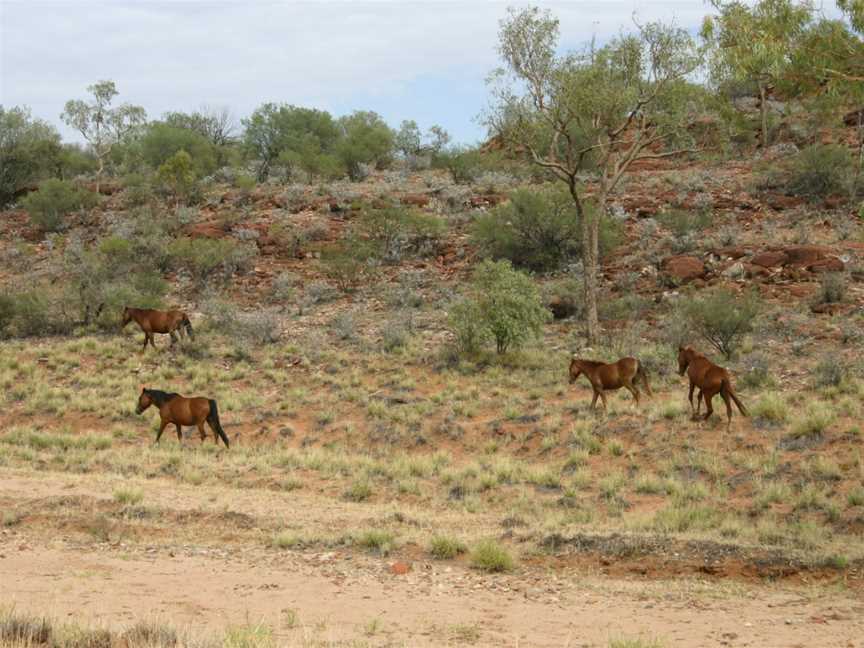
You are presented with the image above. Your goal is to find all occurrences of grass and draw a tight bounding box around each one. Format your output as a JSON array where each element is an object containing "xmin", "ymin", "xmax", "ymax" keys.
[
  {"xmin": 469, "ymin": 538, "xmax": 515, "ymax": 572},
  {"xmin": 609, "ymin": 639, "xmax": 666, "ymax": 648},
  {"xmin": 428, "ymin": 535, "xmax": 468, "ymax": 559},
  {"xmin": 112, "ymin": 487, "xmax": 143, "ymax": 506},
  {"xmin": 354, "ymin": 529, "xmax": 396, "ymax": 556}
]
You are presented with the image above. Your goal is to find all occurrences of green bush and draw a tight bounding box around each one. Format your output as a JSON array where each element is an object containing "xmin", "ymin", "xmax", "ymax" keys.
[
  {"xmin": 21, "ymin": 179, "xmax": 97, "ymax": 232},
  {"xmin": 659, "ymin": 208, "xmax": 712, "ymax": 239},
  {"xmin": 320, "ymin": 236, "xmax": 378, "ymax": 292},
  {"xmin": 428, "ymin": 535, "xmax": 468, "ymax": 560},
  {"xmin": 121, "ymin": 172, "xmax": 154, "ymax": 208},
  {"xmin": 469, "ymin": 539, "xmax": 514, "ymax": 572},
  {"xmin": 0, "ymin": 288, "xmax": 73, "ymax": 338},
  {"xmin": 449, "ymin": 260, "xmax": 550, "ymax": 354},
  {"xmin": 0, "ymin": 106, "xmax": 62, "ymax": 207},
  {"xmin": 359, "ymin": 205, "xmax": 445, "ymax": 263},
  {"xmin": 766, "ymin": 144, "xmax": 854, "ymax": 201},
  {"xmin": 336, "ymin": 111, "xmax": 395, "ymax": 181},
  {"xmin": 681, "ymin": 288, "xmax": 760, "ymax": 359},
  {"xmin": 140, "ymin": 123, "xmax": 218, "ymax": 176},
  {"xmin": 167, "ymin": 237, "xmax": 256, "ymax": 286},
  {"xmin": 156, "ymin": 150, "xmax": 198, "ymax": 205},
  {"xmin": 815, "ymin": 272, "xmax": 847, "ymax": 304},
  {"xmin": 473, "ymin": 188, "xmax": 621, "ymax": 271}
]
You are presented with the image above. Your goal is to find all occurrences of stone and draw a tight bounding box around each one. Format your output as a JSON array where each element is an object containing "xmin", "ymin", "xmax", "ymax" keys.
[
  {"xmin": 389, "ymin": 561, "xmax": 412, "ymax": 576},
  {"xmin": 662, "ymin": 255, "xmax": 705, "ymax": 283},
  {"xmin": 750, "ymin": 251, "xmax": 788, "ymax": 268},
  {"xmin": 807, "ymin": 257, "xmax": 845, "ymax": 273}
]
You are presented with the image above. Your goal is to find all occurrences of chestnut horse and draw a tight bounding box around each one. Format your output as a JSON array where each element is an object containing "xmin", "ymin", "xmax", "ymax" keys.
[
  {"xmin": 135, "ymin": 388, "xmax": 229, "ymax": 448},
  {"xmin": 121, "ymin": 307, "xmax": 193, "ymax": 351},
  {"xmin": 677, "ymin": 346, "xmax": 747, "ymax": 429},
  {"xmin": 569, "ymin": 356, "xmax": 652, "ymax": 411}
]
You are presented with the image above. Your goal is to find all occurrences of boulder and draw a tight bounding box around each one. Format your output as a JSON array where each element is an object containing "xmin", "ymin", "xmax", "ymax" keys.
[
  {"xmin": 388, "ymin": 561, "xmax": 412, "ymax": 576},
  {"xmin": 784, "ymin": 245, "xmax": 831, "ymax": 266},
  {"xmin": 750, "ymin": 251, "xmax": 788, "ymax": 268},
  {"xmin": 400, "ymin": 194, "xmax": 430, "ymax": 208},
  {"xmin": 807, "ymin": 257, "xmax": 845, "ymax": 273},
  {"xmin": 662, "ymin": 255, "xmax": 705, "ymax": 283}
]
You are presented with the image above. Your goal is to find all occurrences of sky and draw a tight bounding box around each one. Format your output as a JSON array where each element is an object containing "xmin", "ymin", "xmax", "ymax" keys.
[{"xmin": 0, "ymin": 1, "xmax": 835, "ymax": 145}]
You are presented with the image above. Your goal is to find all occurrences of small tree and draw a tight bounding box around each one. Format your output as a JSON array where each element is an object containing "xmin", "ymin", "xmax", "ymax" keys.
[
  {"xmin": 0, "ymin": 106, "xmax": 62, "ymax": 206},
  {"xmin": 156, "ymin": 150, "xmax": 197, "ymax": 205},
  {"xmin": 21, "ymin": 179, "xmax": 97, "ymax": 232},
  {"xmin": 395, "ymin": 120, "xmax": 423, "ymax": 157},
  {"xmin": 681, "ymin": 288, "xmax": 760, "ymax": 359},
  {"xmin": 336, "ymin": 111, "xmax": 395, "ymax": 181},
  {"xmin": 486, "ymin": 6, "xmax": 703, "ymax": 344},
  {"xmin": 450, "ymin": 259, "xmax": 550, "ymax": 354},
  {"xmin": 61, "ymin": 81, "xmax": 146, "ymax": 193},
  {"xmin": 701, "ymin": 0, "xmax": 814, "ymax": 148}
]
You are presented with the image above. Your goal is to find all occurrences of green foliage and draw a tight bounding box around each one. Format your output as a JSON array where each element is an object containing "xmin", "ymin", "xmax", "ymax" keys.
[
  {"xmin": 140, "ymin": 122, "xmax": 218, "ymax": 176},
  {"xmin": 816, "ymin": 272, "xmax": 847, "ymax": 304},
  {"xmin": 242, "ymin": 103, "xmax": 342, "ymax": 180},
  {"xmin": 21, "ymin": 179, "xmax": 98, "ymax": 232},
  {"xmin": 472, "ymin": 188, "xmax": 619, "ymax": 271},
  {"xmin": 336, "ymin": 110, "xmax": 395, "ymax": 181},
  {"xmin": 469, "ymin": 538, "xmax": 515, "ymax": 572},
  {"xmin": 428, "ymin": 535, "xmax": 468, "ymax": 559},
  {"xmin": 681, "ymin": 288, "xmax": 761, "ymax": 359},
  {"xmin": 0, "ymin": 106, "xmax": 62, "ymax": 207},
  {"xmin": 659, "ymin": 208, "xmax": 712, "ymax": 239},
  {"xmin": 359, "ymin": 205, "xmax": 445, "ymax": 263},
  {"xmin": 320, "ymin": 238, "xmax": 378, "ymax": 293},
  {"xmin": 783, "ymin": 145, "xmax": 854, "ymax": 201},
  {"xmin": 156, "ymin": 150, "xmax": 197, "ymax": 204},
  {"xmin": 449, "ymin": 260, "xmax": 550, "ymax": 354},
  {"xmin": 0, "ymin": 289, "xmax": 62, "ymax": 338},
  {"xmin": 167, "ymin": 237, "xmax": 256, "ymax": 287}
]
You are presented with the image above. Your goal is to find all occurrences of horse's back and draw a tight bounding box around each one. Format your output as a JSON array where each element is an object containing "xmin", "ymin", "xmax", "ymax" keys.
[{"xmin": 164, "ymin": 394, "xmax": 211, "ymax": 424}]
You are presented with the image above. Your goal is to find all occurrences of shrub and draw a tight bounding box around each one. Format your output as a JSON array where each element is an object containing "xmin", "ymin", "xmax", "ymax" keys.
[
  {"xmin": 121, "ymin": 172, "xmax": 154, "ymax": 208},
  {"xmin": 320, "ymin": 237, "xmax": 377, "ymax": 292},
  {"xmin": 140, "ymin": 122, "xmax": 217, "ymax": 176},
  {"xmin": 783, "ymin": 144, "xmax": 854, "ymax": 201},
  {"xmin": 815, "ymin": 272, "xmax": 847, "ymax": 304},
  {"xmin": 681, "ymin": 288, "xmax": 760, "ymax": 359},
  {"xmin": 428, "ymin": 535, "xmax": 468, "ymax": 560},
  {"xmin": 21, "ymin": 179, "xmax": 97, "ymax": 232},
  {"xmin": 336, "ymin": 111, "xmax": 395, "ymax": 181},
  {"xmin": 359, "ymin": 205, "xmax": 445, "ymax": 263},
  {"xmin": 156, "ymin": 150, "xmax": 198, "ymax": 205},
  {"xmin": 0, "ymin": 288, "xmax": 69, "ymax": 338},
  {"xmin": 469, "ymin": 538, "xmax": 514, "ymax": 572},
  {"xmin": 201, "ymin": 300, "xmax": 281, "ymax": 346},
  {"xmin": 167, "ymin": 237, "xmax": 256, "ymax": 287},
  {"xmin": 659, "ymin": 208, "xmax": 712, "ymax": 243},
  {"xmin": 354, "ymin": 529, "xmax": 395, "ymax": 555},
  {"xmin": 449, "ymin": 260, "xmax": 550, "ymax": 354},
  {"xmin": 814, "ymin": 355, "xmax": 849, "ymax": 388},
  {"xmin": 472, "ymin": 188, "xmax": 619, "ymax": 271}
]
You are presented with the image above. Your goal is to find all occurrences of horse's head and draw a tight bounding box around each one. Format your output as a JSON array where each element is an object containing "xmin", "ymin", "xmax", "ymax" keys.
[
  {"xmin": 677, "ymin": 346, "xmax": 692, "ymax": 376},
  {"xmin": 120, "ymin": 307, "xmax": 132, "ymax": 329},
  {"xmin": 136, "ymin": 388, "xmax": 154, "ymax": 414},
  {"xmin": 569, "ymin": 357, "xmax": 583, "ymax": 384}
]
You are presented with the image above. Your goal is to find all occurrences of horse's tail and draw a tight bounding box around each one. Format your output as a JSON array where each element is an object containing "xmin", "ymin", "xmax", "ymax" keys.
[
  {"xmin": 182, "ymin": 314, "xmax": 194, "ymax": 340},
  {"xmin": 723, "ymin": 377, "xmax": 747, "ymax": 416},
  {"xmin": 635, "ymin": 360, "xmax": 652, "ymax": 396},
  {"xmin": 207, "ymin": 399, "xmax": 230, "ymax": 448}
]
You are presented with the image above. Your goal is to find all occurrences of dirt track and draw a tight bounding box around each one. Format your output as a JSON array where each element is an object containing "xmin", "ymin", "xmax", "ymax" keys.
[{"xmin": 4, "ymin": 541, "xmax": 864, "ymax": 647}]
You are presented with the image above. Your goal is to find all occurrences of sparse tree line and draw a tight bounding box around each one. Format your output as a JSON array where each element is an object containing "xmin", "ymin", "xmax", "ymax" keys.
[{"xmin": 0, "ymin": 0, "xmax": 863, "ymax": 347}]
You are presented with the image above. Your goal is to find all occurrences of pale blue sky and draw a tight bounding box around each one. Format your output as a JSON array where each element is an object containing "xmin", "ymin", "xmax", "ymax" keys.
[{"xmin": 0, "ymin": 1, "xmax": 840, "ymax": 145}]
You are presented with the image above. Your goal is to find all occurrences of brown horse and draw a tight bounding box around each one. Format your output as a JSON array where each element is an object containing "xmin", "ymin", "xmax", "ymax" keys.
[
  {"xmin": 677, "ymin": 346, "xmax": 747, "ymax": 429},
  {"xmin": 121, "ymin": 307, "xmax": 194, "ymax": 351},
  {"xmin": 569, "ymin": 356, "xmax": 652, "ymax": 411},
  {"xmin": 135, "ymin": 388, "xmax": 229, "ymax": 448}
]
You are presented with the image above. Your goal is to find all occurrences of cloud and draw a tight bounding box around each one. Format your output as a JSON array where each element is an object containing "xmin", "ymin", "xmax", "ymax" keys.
[{"xmin": 1, "ymin": 1, "xmax": 714, "ymax": 143}]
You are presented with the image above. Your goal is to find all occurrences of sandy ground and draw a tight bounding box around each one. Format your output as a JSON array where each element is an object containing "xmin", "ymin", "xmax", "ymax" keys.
[{"xmin": 3, "ymin": 534, "xmax": 864, "ymax": 647}]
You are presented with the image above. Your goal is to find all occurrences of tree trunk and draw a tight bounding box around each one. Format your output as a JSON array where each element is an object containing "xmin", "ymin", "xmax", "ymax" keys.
[
  {"xmin": 95, "ymin": 155, "xmax": 105, "ymax": 195},
  {"xmin": 759, "ymin": 82, "xmax": 769, "ymax": 149},
  {"xmin": 582, "ymin": 198, "xmax": 601, "ymax": 346}
]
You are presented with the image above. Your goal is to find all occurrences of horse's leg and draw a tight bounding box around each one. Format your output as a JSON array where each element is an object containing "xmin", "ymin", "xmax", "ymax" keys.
[
  {"xmin": 141, "ymin": 333, "xmax": 149, "ymax": 352},
  {"xmin": 721, "ymin": 390, "xmax": 733, "ymax": 430},
  {"xmin": 590, "ymin": 391, "xmax": 599, "ymax": 410},
  {"xmin": 176, "ymin": 424, "xmax": 182, "ymax": 442},
  {"xmin": 687, "ymin": 382, "xmax": 696, "ymax": 414},
  {"xmin": 197, "ymin": 421, "xmax": 207, "ymax": 443},
  {"xmin": 623, "ymin": 379, "xmax": 640, "ymax": 406},
  {"xmin": 169, "ymin": 330, "xmax": 177, "ymax": 346},
  {"xmin": 598, "ymin": 387, "xmax": 608, "ymax": 413},
  {"xmin": 695, "ymin": 389, "xmax": 703, "ymax": 416},
  {"xmin": 703, "ymin": 390, "xmax": 716, "ymax": 421},
  {"xmin": 154, "ymin": 420, "xmax": 168, "ymax": 445}
]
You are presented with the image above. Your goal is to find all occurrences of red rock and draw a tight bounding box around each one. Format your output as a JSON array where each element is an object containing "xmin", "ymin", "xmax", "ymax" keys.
[
  {"xmin": 764, "ymin": 193, "xmax": 804, "ymax": 211},
  {"xmin": 389, "ymin": 561, "xmax": 411, "ymax": 576},
  {"xmin": 784, "ymin": 245, "xmax": 831, "ymax": 266},
  {"xmin": 400, "ymin": 194, "xmax": 430, "ymax": 208},
  {"xmin": 186, "ymin": 223, "xmax": 228, "ymax": 239},
  {"xmin": 787, "ymin": 285, "xmax": 815, "ymax": 298},
  {"xmin": 807, "ymin": 257, "xmax": 845, "ymax": 273},
  {"xmin": 662, "ymin": 255, "xmax": 705, "ymax": 282},
  {"xmin": 716, "ymin": 246, "xmax": 748, "ymax": 260},
  {"xmin": 823, "ymin": 194, "xmax": 846, "ymax": 209},
  {"xmin": 750, "ymin": 251, "xmax": 788, "ymax": 268},
  {"xmin": 743, "ymin": 263, "xmax": 770, "ymax": 278}
]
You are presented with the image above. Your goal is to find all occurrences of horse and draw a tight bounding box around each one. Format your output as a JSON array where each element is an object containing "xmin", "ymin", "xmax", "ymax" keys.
[
  {"xmin": 121, "ymin": 307, "xmax": 194, "ymax": 351},
  {"xmin": 568, "ymin": 356, "xmax": 652, "ymax": 412},
  {"xmin": 677, "ymin": 346, "xmax": 747, "ymax": 429},
  {"xmin": 135, "ymin": 388, "xmax": 229, "ymax": 448}
]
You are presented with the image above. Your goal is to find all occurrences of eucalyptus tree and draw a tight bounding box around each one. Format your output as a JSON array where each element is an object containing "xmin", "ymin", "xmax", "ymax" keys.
[
  {"xmin": 485, "ymin": 6, "xmax": 704, "ymax": 343},
  {"xmin": 61, "ymin": 80, "xmax": 146, "ymax": 192}
]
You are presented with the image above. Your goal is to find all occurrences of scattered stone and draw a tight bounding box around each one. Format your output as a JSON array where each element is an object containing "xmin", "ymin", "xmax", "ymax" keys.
[
  {"xmin": 389, "ymin": 561, "xmax": 412, "ymax": 576},
  {"xmin": 662, "ymin": 255, "xmax": 705, "ymax": 283}
]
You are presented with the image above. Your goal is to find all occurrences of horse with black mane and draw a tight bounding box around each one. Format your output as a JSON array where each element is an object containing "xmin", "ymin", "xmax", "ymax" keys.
[
  {"xmin": 121, "ymin": 307, "xmax": 193, "ymax": 351},
  {"xmin": 135, "ymin": 388, "xmax": 229, "ymax": 448},
  {"xmin": 569, "ymin": 356, "xmax": 652, "ymax": 412}
]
